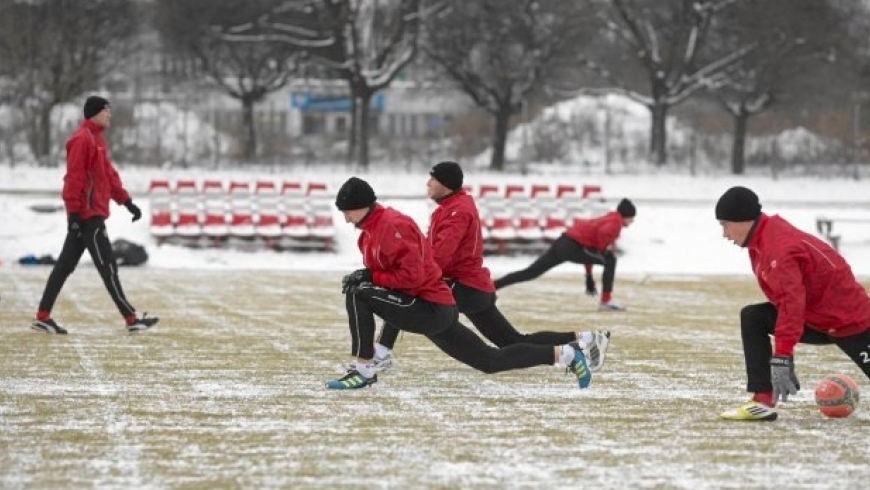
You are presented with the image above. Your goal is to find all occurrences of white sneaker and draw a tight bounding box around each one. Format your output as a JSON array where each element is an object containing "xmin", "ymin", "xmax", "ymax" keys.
[
  {"xmin": 598, "ymin": 301, "xmax": 626, "ymax": 312},
  {"xmin": 345, "ymin": 355, "xmax": 393, "ymax": 373},
  {"xmin": 585, "ymin": 330, "xmax": 610, "ymax": 372}
]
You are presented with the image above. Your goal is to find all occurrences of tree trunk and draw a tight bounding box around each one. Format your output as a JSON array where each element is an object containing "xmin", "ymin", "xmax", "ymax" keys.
[
  {"xmin": 649, "ymin": 103, "xmax": 668, "ymax": 166},
  {"xmin": 357, "ymin": 91, "xmax": 372, "ymax": 169},
  {"xmin": 241, "ymin": 98, "xmax": 257, "ymax": 162},
  {"xmin": 347, "ymin": 94, "xmax": 358, "ymax": 165},
  {"xmin": 730, "ymin": 108, "xmax": 749, "ymax": 175},
  {"xmin": 489, "ymin": 107, "xmax": 511, "ymax": 171}
]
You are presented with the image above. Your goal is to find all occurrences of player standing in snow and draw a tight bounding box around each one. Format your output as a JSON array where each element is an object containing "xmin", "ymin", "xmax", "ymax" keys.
[
  {"xmin": 371, "ymin": 161, "xmax": 610, "ymax": 373},
  {"xmin": 327, "ymin": 176, "xmax": 591, "ymax": 390},
  {"xmin": 31, "ymin": 96, "xmax": 158, "ymax": 334}
]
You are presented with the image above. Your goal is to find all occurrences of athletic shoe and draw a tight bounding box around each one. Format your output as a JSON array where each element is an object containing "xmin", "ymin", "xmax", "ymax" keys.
[
  {"xmin": 566, "ymin": 342, "xmax": 592, "ymax": 389},
  {"xmin": 127, "ymin": 313, "xmax": 159, "ymax": 332},
  {"xmin": 326, "ymin": 369, "xmax": 377, "ymax": 390},
  {"xmin": 31, "ymin": 318, "xmax": 68, "ymax": 335},
  {"xmin": 345, "ymin": 355, "xmax": 393, "ymax": 373},
  {"xmin": 586, "ymin": 330, "xmax": 611, "ymax": 372},
  {"xmin": 598, "ymin": 301, "xmax": 626, "ymax": 312},
  {"xmin": 719, "ymin": 401, "xmax": 778, "ymax": 421}
]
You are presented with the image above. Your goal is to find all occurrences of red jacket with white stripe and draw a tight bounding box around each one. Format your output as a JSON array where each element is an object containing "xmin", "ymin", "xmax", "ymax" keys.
[
  {"xmin": 357, "ymin": 204, "xmax": 455, "ymax": 305},
  {"xmin": 62, "ymin": 119, "xmax": 130, "ymax": 220},
  {"xmin": 563, "ymin": 210, "xmax": 624, "ymax": 252},
  {"xmin": 747, "ymin": 213, "xmax": 870, "ymax": 356},
  {"xmin": 427, "ymin": 190, "xmax": 495, "ymax": 293}
]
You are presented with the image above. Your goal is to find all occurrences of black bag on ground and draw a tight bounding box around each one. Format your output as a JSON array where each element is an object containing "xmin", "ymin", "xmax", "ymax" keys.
[{"xmin": 113, "ymin": 239, "xmax": 148, "ymax": 266}]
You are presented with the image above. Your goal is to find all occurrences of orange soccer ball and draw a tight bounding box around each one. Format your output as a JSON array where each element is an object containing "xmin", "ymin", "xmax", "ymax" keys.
[{"xmin": 814, "ymin": 373, "xmax": 860, "ymax": 418}]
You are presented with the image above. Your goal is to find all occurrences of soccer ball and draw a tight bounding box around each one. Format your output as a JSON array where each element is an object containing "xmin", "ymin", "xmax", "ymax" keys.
[{"xmin": 814, "ymin": 373, "xmax": 860, "ymax": 418}]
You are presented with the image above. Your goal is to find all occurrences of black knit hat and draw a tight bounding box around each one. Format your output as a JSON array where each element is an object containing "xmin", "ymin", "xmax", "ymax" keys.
[
  {"xmin": 617, "ymin": 198, "xmax": 636, "ymax": 218},
  {"xmin": 429, "ymin": 161, "xmax": 463, "ymax": 191},
  {"xmin": 335, "ymin": 177, "xmax": 377, "ymax": 211},
  {"xmin": 715, "ymin": 186, "xmax": 761, "ymax": 222},
  {"xmin": 83, "ymin": 96, "xmax": 110, "ymax": 119}
]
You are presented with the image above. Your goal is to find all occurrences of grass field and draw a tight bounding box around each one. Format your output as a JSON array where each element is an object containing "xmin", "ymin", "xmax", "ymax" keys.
[{"xmin": 1, "ymin": 268, "xmax": 869, "ymax": 489}]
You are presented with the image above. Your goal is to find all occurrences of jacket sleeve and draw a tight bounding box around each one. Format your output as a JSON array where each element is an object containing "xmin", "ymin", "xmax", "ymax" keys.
[
  {"xmin": 61, "ymin": 135, "xmax": 90, "ymax": 215},
  {"xmin": 429, "ymin": 210, "xmax": 470, "ymax": 271},
  {"xmin": 108, "ymin": 162, "xmax": 131, "ymax": 205},
  {"xmin": 371, "ymin": 222, "xmax": 428, "ymax": 291},
  {"xmin": 768, "ymin": 252, "xmax": 808, "ymax": 357}
]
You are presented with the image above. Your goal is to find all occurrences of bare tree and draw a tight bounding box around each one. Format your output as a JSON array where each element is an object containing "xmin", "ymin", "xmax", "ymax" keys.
[
  {"xmin": 588, "ymin": 0, "xmax": 750, "ymax": 166},
  {"xmin": 228, "ymin": 0, "xmax": 429, "ymax": 169},
  {"xmin": 422, "ymin": 0, "xmax": 592, "ymax": 171},
  {"xmin": 155, "ymin": 0, "xmax": 301, "ymax": 162},
  {"xmin": 710, "ymin": 0, "xmax": 859, "ymax": 174},
  {"xmin": 0, "ymin": 0, "xmax": 139, "ymax": 165}
]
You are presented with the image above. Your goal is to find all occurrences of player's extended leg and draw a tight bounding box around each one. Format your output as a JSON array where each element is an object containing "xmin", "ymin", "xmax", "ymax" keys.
[
  {"xmin": 493, "ymin": 236, "xmax": 573, "ymax": 289},
  {"xmin": 833, "ymin": 330, "xmax": 870, "ymax": 381}
]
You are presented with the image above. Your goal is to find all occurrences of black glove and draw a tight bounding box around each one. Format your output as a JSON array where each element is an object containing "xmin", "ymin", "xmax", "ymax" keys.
[
  {"xmin": 585, "ymin": 275, "xmax": 597, "ymax": 296},
  {"xmin": 342, "ymin": 268, "xmax": 372, "ymax": 294},
  {"xmin": 68, "ymin": 213, "xmax": 81, "ymax": 234},
  {"xmin": 770, "ymin": 356, "xmax": 799, "ymax": 404},
  {"xmin": 124, "ymin": 200, "xmax": 142, "ymax": 222}
]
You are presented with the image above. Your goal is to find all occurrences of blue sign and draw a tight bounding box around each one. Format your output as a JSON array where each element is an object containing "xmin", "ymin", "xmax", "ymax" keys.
[{"xmin": 291, "ymin": 92, "xmax": 384, "ymax": 112}]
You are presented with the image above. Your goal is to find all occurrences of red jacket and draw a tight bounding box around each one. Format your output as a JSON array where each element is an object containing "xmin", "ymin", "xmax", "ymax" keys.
[
  {"xmin": 62, "ymin": 119, "xmax": 130, "ymax": 220},
  {"xmin": 428, "ymin": 190, "xmax": 495, "ymax": 292},
  {"xmin": 747, "ymin": 213, "xmax": 870, "ymax": 356},
  {"xmin": 357, "ymin": 204, "xmax": 455, "ymax": 305},
  {"xmin": 564, "ymin": 211, "xmax": 624, "ymax": 252}
]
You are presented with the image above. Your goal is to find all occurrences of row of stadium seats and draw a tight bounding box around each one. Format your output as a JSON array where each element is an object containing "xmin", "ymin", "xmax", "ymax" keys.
[
  {"xmin": 459, "ymin": 183, "xmax": 606, "ymax": 255},
  {"xmin": 148, "ymin": 179, "xmax": 335, "ymax": 251}
]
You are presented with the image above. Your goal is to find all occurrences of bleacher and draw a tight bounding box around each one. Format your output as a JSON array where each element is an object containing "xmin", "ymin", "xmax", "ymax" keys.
[
  {"xmin": 466, "ymin": 182, "xmax": 606, "ymax": 255},
  {"xmin": 148, "ymin": 179, "xmax": 335, "ymax": 251}
]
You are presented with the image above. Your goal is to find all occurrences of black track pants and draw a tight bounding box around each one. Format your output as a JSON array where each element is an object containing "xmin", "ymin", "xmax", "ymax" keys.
[
  {"xmin": 740, "ymin": 302, "xmax": 870, "ymax": 393},
  {"xmin": 346, "ymin": 284, "xmax": 555, "ymax": 372},
  {"xmin": 493, "ymin": 235, "xmax": 616, "ymax": 293},
  {"xmin": 378, "ymin": 281, "xmax": 575, "ymax": 349},
  {"xmin": 38, "ymin": 217, "xmax": 135, "ymax": 318}
]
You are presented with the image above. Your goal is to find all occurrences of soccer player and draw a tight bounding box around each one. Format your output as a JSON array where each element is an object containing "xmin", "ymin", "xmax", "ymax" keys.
[
  {"xmin": 715, "ymin": 186, "xmax": 870, "ymax": 421},
  {"xmin": 326, "ymin": 176, "xmax": 591, "ymax": 390},
  {"xmin": 494, "ymin": 196, "xmax": 636, "ymax": 311},
  {"xmin": 31, "ymin": 96, "xmax": 158, "ymax": 334},
  {"xmin": 373, "ymin": 161, "xmax": 610, "ymax": 374}
]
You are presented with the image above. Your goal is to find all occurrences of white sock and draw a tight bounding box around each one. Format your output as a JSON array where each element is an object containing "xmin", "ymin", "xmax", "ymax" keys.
[
  {"xmin": 374, "ymin": 343, "xmax": 391, "ymax": 359},
  {"xmin": 578, "ymin": 331, "xmax": 594, "ymax": 345},
  {"xmin": 558, "ymin": 344, "xmax": 576, "ymax": 366},
  {"xmin": 355, "ymin": 362, "xmax": 376, "ymax": 378}
]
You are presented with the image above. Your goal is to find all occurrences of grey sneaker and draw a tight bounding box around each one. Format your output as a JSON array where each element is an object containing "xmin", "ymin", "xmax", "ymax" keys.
[
  {"xmin": 585, "ymin": 330, "xmax": 610, "ymax": 372},
  {"xmin": 345, "ymin": 355, "xmax": 393, "ymax": 373}
]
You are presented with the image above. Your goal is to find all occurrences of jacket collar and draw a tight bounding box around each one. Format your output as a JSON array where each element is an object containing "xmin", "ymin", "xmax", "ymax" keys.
[
  {"xmin": 82, "ymin": 119, "xmax": 104, "ymax": 135},
  {"xmin": 434, "ymin": 189, "xmax": 464, "ymax": 205},
  {"xmin": 357, "ymin": 203, "xmax": 384, "ymax": 230},
  {"xmin": 744, "ymin": 213, "xmax": 769, "ymax": 249}
]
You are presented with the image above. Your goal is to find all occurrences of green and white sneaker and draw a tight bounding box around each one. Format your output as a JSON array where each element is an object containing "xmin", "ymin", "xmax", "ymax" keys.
[
  {"xmin": 326, "ymin": 369, "xmax": 377, "ymax": 390},
  {"xmin": 567, "ymin": 342, "xmax": 592, "ymax": 389},
  {"xmin": 719, "ymin": 401, "xmax": 778, "ymax": 421}
]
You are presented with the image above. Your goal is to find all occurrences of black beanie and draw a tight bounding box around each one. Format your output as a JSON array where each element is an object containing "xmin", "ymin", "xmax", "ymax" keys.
[
  {"xmin": 429, "ymin": 161, "xmax": 463, "ymax": 191},
  {"xmin": 83, "ymin": 96, "xmax": 110, "ymax": 119},
  {"xmin": 335, "ymin": 177, "xmax": 377, "ymax": 211},
  {"xmin": 617, "ymin": 198, "xmax": 636, "ymax": 218},
  {"xmin": 715, "ymin": 186, "xmax": 761, "ymax": 221}
]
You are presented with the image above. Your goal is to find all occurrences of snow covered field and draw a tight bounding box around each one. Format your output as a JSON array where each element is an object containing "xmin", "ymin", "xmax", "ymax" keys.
[{"xmin": 2, "ymin": 165, "xmax": 870, "ymax": 488}]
